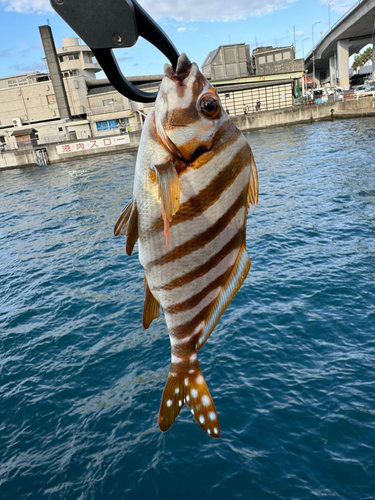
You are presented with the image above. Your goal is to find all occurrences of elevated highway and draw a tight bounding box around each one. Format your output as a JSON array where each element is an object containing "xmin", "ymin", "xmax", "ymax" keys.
[{"xmin": 305, "ymin": 0, "xmax": 375, "ymax": 88}]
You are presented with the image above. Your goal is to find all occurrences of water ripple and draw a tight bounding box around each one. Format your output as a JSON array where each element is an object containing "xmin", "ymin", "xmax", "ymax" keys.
[{"xmin": 1, "ymin": 118, "xmax": 375, "ymax": 499}]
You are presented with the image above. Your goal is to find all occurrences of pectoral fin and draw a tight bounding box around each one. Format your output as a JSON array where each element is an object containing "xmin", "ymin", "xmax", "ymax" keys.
[
  {"xmin": 114, "ymin": 199, "xmax": 139, "ymax": 256},
  {"xmin": 142, "ymin": 277, "xmax": 161, "ymax": 329},
  {"xmin": 154, "ymin": 158, "xmax": 180, "ymax": 250}
]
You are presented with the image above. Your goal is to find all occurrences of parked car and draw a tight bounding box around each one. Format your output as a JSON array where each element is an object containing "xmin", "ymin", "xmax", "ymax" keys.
[
  {"xmin": 327, "ymin": 86, "xmax": 344, "ymax": 95},
  {"xmin": 354, "ymin": 84, "xmax": 370, "ymax": 94}
]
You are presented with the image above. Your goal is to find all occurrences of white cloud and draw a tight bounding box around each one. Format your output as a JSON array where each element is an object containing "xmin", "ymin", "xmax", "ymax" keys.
[
  {"xmin": 0, "ymin": 0, "xmax": 53, "ymax": 13},
  {"xmin": 139, "ymin": 0, "xmax": 297, "ymax": 21},
  {"xmin": 320, "ymin": 0, "xmax": 357, "ymax": 14},
  {"xmin": 0, "ymin": 0, "xmax": 300, "ymax": 21},
  {"xmin": 177, "ymin": 27, "xmax": 186, "ymax": 32}
]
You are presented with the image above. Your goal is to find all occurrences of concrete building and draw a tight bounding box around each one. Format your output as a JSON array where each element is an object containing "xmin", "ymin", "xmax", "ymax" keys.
[
  {"xmin": 202, "ymin": 44, "xmax": 253, "ymax": 79},
  {"xmin": 202, "ymin": 43, "xmax": 304, "ymax": 115},
  {"xmin": 253, "ymin": 45, "xmax": 304, "ymax": 76},
  {"xmin": 0, "ymin": 26, "xmax": 157, "ymax": 150}
]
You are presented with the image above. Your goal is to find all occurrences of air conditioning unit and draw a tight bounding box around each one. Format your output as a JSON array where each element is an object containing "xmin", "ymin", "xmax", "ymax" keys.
[{"xmin": 12, "ymin": 117, "xmax": 23, "ymax": 127}]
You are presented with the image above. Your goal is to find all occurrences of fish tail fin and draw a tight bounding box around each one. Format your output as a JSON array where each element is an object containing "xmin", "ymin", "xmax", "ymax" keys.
[{"xmin": 158, "ymin": 360, "xmax": 220, "ymax": 438}]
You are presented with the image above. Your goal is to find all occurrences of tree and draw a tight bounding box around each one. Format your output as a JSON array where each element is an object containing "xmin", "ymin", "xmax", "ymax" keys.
[{"xmin": 351, "ymin": 47, "xmax": 373, "ymax": 71}]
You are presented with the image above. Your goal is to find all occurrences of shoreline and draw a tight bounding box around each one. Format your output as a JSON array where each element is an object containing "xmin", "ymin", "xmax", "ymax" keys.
[{"xmin": 1, "ymin": 98, "xmax": 374, "ymax": 170}]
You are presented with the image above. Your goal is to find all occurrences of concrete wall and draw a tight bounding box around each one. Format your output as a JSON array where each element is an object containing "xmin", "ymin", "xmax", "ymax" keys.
[
  {"xmin": 232, "ymin": 95, "xmax": 375, "ymax": 131},
  {"xmin": 2, "ymin": 98, "xmax": 375, "ymax": 170}
]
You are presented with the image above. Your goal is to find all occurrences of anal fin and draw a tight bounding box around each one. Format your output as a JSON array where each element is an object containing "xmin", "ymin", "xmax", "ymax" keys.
[
  {"xmin": 142, "ymin": 277, "xmax": 161, "ymax": 329},
  {"xmin": 154, "ymin": 158, "xmax": 180, "ymax": 250},
  {"xmin": 196, "ymin": 243, "xmax": 250, "ymax": 351}
]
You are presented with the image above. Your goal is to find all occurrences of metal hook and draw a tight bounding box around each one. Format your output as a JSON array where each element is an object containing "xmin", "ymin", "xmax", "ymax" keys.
[{"xmin": 50, "ymin": 0, "xmax": 179, "ymax": 102}]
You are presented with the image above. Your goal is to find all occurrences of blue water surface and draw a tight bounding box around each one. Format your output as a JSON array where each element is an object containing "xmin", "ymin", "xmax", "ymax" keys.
[{"xmin": 1, "ymin": 117, "xmax": 375, "ymax": 500}]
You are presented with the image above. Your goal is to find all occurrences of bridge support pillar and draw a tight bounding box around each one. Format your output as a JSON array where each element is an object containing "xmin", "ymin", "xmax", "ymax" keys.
[
  {"xmin": 373, "ymin": 43, "xmax": 375, "ymax": 81},
  {"xmin": 337, "ymin": 40, "xmax": 350, "ymax": 89},
  {"xmin": 329, "ymin": 55, "xmax": 337, "ymax": 86}
]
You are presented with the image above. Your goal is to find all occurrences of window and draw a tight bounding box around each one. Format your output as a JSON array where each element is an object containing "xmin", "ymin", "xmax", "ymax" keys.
[
  {"xmin": 258, "ymin": 56, "xmax": 266, "ymax": 65},
  {"xmin": 8, "ymin": 79, "xmax": 18, "ymax": 87},
  {"xmin": 47, "ymin": 94, "xmax": 56, "ymax": 105},
  {"xmin": 58, "ymin": 127, "xmax": 63, "ymax": 132},
  {"xmin": 102, "ymin": 98, "xmax": 116, "ymax": 107},
  {"xmin": 96, "ymin": 119, "xmax": 123, "ymax": 131},
  {"xmin": 283, "ymin": 52, "xmax": 291, "ymax": 60},
  {"xmin": 267, "ymin": 55, "xmax": 273, "ymax": 63},
  {"xmin": 68, "ymin": 54, "xmax": 79, "ymax": 60},
  {"xmin": 275, "ymin": 53, "xmax": 282, "ymax": 61}
]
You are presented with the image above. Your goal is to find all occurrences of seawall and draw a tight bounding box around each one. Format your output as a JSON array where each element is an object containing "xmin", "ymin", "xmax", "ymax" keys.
[
  {"xmin": 231, "ymin": 97, "xmax": 375, "ymax": 131},
  {"xmin": 1, "ymin": 97, "xmax": 374, "ymax": 170}
]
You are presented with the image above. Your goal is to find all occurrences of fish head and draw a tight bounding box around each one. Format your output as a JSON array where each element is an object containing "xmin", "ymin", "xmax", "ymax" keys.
[{"xmin": 155, "ymin": 53, "xmax": 227, "ymax": 162}]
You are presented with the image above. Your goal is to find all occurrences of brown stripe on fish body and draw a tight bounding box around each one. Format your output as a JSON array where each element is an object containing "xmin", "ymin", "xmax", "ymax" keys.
[
  {"xmin": 168, "ymin": 302, "xmax": 212, "ymax": 347},
  {"xmin": 154, "ymin": 229, "xmax": 244, "ymax": 291},
  {"xmin": 153, "ymin": 142, "xmax": 251, "ymax": 232},
  {"xmin": 147, "ymin": 185, "xmax": 248, "ymax": 268},
  {"xmin": 144, "ymin": 194, "xmax": 247, "ymax": 292}
]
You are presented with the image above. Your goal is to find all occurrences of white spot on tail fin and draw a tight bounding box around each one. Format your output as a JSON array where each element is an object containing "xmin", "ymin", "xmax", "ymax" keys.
[
  {"xmin": 202, "ymin": 395, "xmax": 210, "ymax": 406},
  {"xmin": 199, "ymin": 415, "xmax": 205, "ymax": 424}
]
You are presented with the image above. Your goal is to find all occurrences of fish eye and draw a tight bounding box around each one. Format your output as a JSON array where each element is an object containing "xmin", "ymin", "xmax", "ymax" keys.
[{"xmin": 199, "ymin": 94, "xmax": 220, "ymax": 119}]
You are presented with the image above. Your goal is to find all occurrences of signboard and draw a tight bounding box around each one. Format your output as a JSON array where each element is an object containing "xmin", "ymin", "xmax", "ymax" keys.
[{"xmin": 56, "ymin": 135, "xmax": 130, "ymax": 155}]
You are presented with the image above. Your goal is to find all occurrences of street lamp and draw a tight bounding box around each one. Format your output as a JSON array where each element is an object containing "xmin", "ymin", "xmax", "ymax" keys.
[
  {"xmin": 312, "ymin": 22, "xmax": 321, "ymax": 89},
  {"xmin": 302, "ymin": 38, "xmax": 309, "ymax": 59},
  {"xmin": 312, "ymin": 21, "xmax": 321, "ymax": 48},
  {"xmin": 328, "ymin": 0, "xmax": 333, "ymax": 30}
]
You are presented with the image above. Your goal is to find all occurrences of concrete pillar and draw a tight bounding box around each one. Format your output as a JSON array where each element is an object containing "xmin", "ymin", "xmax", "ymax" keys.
[
  {"xmin": 39, "ymin": 25, "xmax": 71, "ymax": 120},
  {"xmin": 337, "ymin": 40, "xmax": 350, "ymax": 89},
  {"xmin": 372, "ymin": 43, "xmax": 375, "ymax": 81},
  {"xmin": 329, "ymin": 55, "xmax": 336, "ymax": 86}
]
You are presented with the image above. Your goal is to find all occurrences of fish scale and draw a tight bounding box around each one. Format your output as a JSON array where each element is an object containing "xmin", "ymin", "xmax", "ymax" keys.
[{"xmin": 114, "ymin": 53, "xmax": 258, "ymax": 438}]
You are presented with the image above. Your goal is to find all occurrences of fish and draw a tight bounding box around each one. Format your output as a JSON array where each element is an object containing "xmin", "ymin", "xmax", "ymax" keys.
[{"xmin": 114, "ymin": 53, "xmax": 258, "ymax": 438}]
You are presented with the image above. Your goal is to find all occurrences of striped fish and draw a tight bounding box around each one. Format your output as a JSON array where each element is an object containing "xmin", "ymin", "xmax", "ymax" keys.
[{"xmin": 114, "ymin": 53, "xmax": 258, "ymax": 438}]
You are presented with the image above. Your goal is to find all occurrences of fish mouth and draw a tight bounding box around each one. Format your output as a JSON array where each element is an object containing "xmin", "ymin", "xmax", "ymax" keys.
[
  {"xmin": 190, "ymin": 145, "xmax": 211, "ymax": 161},
  {"xmin": 164, "ymin": 53, "xmax": 192, "ymax": 81}
]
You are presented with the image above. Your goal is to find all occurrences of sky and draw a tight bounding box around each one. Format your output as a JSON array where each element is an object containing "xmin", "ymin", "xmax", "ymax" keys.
[{"xmin": 0, "ymin": 0, "xmax": 361, "ymax": 79}]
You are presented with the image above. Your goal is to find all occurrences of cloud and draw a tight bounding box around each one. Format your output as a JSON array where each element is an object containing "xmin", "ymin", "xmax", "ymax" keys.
[
  {"xmin": 10, "ymin": 61, "xmax": 46, "ymax": 73},
  {"xmin": 138, "ymin": 0, "xmax": 297, "ymax": 21},
  {"xmin": 177, "ymin": 27, "xmax": 186, "ymax": 32},
  {"xmin": 0, "ymin": 0, "xmax": 53, "ymax": 13},
  {"xmin": 0, "ymin": 48, "xmax": 12, "ymax": 57},
  {"xmin": 320, "ymin": 0, "xmax": 356, "ymax": 14},
  {"xmin": 118, "ymin": 55, "xmax": 134, "ymax": 62}
]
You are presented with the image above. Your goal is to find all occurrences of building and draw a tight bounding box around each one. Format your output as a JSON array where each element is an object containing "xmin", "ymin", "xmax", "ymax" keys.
[
  {"xmin": 202, "ymin": 44, "xmax": 253, "ymax": 79},
  {"xmin": 202, "ymin": 44, "xmax": 304, "ymax": 116},
  {"xmin": 0, "ymin": 26, "xmax": 159, "ymax": 151},
  {"xmin": 253, "ymin": 45, "xmax": 303, "ymax": 75}
]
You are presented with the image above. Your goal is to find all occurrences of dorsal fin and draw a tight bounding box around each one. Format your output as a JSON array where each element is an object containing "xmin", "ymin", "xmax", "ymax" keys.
[
  {"xmin": 142, "ymin": 277, "xmax": 161, "ymax": 329},
  {"xmin": 247, "ymin": 149, "xmax": 259, "ymax": 208},
  {"xmin": 114, "ymin": 199, "xmax": 139, "ymax": 256},
  {"xmin": 196, "ymin": 242, "xmax": 250, "ymax": 351}
]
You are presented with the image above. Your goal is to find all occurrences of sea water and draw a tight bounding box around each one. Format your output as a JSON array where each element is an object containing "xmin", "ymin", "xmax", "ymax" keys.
[{"xmin": 1, "ymin": 117, "xmax": 375, "ymax": 500}]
